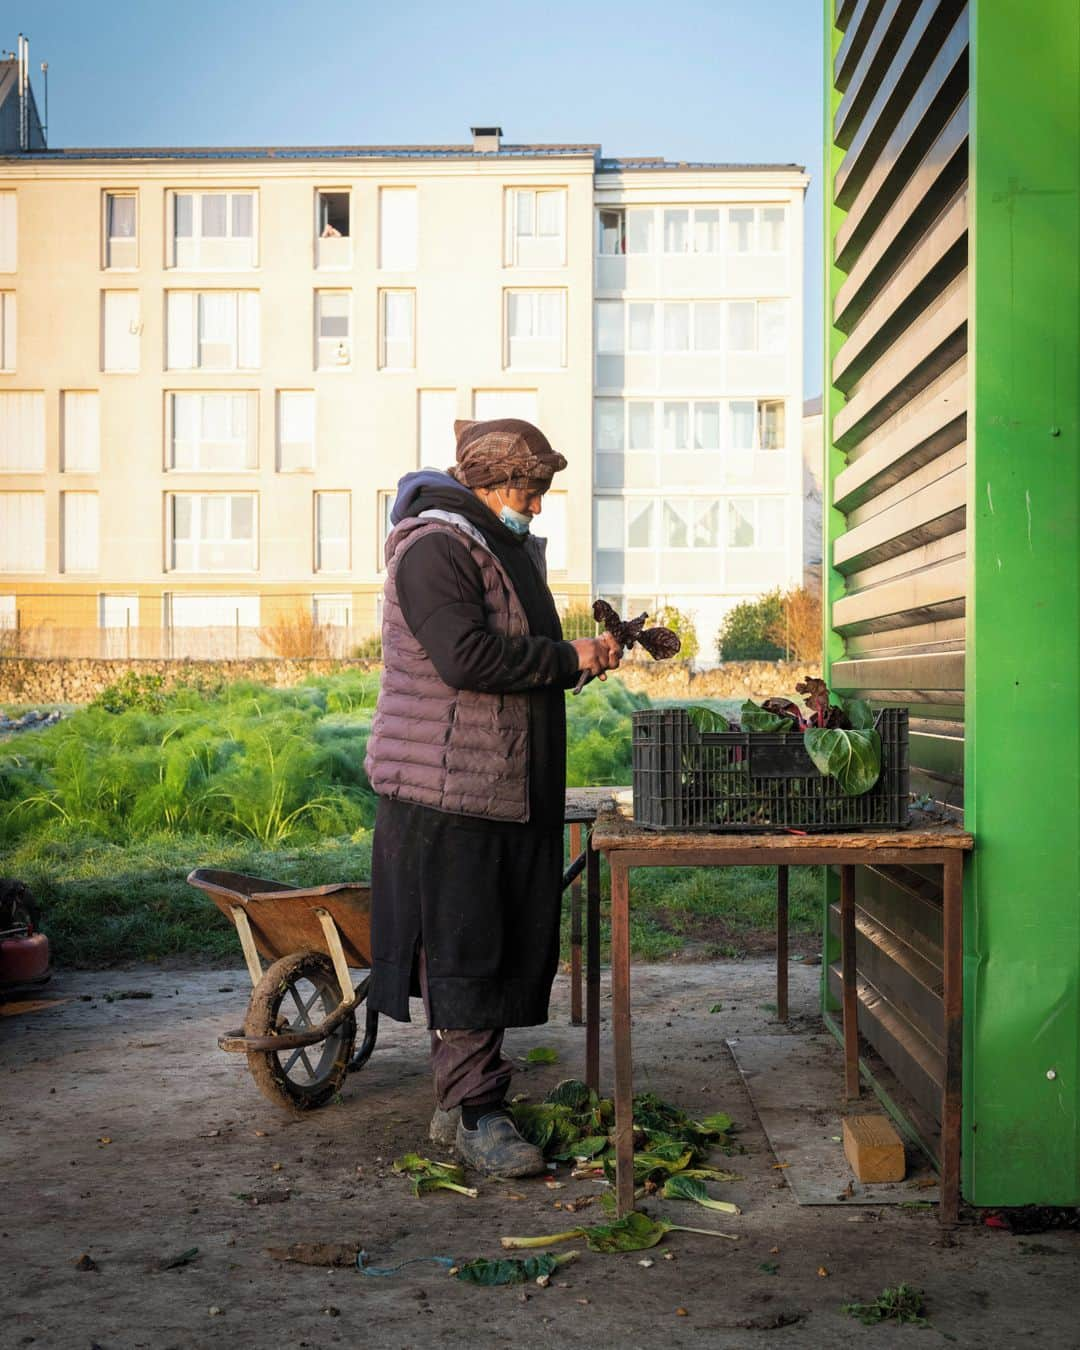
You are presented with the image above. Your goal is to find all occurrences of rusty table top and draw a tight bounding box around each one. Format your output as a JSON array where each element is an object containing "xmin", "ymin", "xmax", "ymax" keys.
[
  {"xmin": 591, "ymin": 797, "xmax": 973, "ymax": 854},
  {"xmin": 564, "ymin": 786, "xmax": 630, "ymax": 825}
]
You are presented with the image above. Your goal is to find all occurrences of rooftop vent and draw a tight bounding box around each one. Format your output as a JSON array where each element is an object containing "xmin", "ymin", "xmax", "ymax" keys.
[{"xmin": 471, "ymin": 125, "xmax": 503, "ymax": 154}]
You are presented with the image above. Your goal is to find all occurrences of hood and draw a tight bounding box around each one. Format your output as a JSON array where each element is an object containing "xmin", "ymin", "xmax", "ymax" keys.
[{"xmin": 390, "ymin": 469, "xmax": 472, "ymax": 525}]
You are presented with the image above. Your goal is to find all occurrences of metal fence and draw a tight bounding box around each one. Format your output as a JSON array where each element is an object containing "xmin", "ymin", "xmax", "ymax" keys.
[{"xmin": 0, "ymin": 591, "xmax": 600, "ymax": 660}]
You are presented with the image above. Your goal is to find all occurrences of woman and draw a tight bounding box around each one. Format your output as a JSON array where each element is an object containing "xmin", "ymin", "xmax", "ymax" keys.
[{"xmin": 364, "ymin": 417, "xmax": 620, "ymax": 1176}]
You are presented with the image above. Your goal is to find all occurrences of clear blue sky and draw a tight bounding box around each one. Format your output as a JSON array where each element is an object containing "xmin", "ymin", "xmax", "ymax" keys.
[{"xmin": 12, "ymin": 0, "xmax": 825, "ymax": 394}]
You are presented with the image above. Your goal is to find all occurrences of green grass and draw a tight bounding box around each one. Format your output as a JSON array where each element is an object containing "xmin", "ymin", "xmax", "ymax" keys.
[{"xmin": 2, "ymin": 672, "xmax": 819, "ymax": 967}]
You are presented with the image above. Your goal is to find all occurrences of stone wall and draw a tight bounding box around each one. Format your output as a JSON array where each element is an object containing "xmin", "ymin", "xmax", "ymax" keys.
[{"xmin": 0, "ymin": 656, "xmax": 821, "ymax": 707}]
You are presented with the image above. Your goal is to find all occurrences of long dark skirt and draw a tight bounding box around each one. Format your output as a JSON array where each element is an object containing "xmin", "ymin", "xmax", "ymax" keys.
[{"xmin": 368, "ymin": 796, "xmax": 563, "ymax": 1029}]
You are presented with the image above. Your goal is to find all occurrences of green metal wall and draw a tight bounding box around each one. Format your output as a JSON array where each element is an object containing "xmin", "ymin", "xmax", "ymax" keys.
[{"xmin": 824, "ymin": 0, "xmax": 1080, "ymax": 1203}]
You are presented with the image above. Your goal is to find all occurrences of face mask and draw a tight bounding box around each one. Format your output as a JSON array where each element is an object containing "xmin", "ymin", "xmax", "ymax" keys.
[{"xmin": 495, "ymin": 492, "xmax": 532, "ymax": 536}]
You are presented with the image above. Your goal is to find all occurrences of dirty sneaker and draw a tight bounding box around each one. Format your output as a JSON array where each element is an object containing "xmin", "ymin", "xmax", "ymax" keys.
[
  {"xmin": 429, "ymin": 1105, "xmax": 461, "ymax": 1148},
  {"xmin": 455, "ymin": 1111, "xmax": 546, "ymax": 1178}
]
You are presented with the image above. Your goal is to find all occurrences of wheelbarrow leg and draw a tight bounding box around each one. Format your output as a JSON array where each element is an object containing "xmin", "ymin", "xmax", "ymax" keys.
[
  {"xmin": 230, "ymin": 906, "xmax": 263, "ymax": 988},
  {"xmin": 347, "ymin": 1003, "xmax": 379, "ymax": 1074},
  {"xmin": 776, "ymin": 866, "xmax": 789, "ymax": 1022},
  {"xmin": 569, "ymin": 823, "xmax": 584, "ymax": 1026}
]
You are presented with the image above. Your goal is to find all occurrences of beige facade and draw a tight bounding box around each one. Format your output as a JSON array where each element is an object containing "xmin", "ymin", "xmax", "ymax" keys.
[{"xmin": 0, "ymin": 128, "xmax": 806, "ymax": 660}]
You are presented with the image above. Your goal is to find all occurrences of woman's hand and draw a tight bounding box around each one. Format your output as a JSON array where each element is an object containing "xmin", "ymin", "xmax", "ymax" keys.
[{"xmin": 570, "ymin": 633, "xmax": 622, "ymax": 681}]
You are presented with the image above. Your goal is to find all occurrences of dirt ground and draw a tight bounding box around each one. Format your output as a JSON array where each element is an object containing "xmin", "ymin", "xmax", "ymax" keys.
[{"xmin": 3, "ymin": 959, "xmax": 1077, "ymax": 1350}]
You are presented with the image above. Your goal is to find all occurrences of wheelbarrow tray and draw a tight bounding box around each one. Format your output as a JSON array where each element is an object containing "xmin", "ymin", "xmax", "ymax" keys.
[{"xmin": 187, "ymin": 867, "xmax": 372, "ymax": 969}]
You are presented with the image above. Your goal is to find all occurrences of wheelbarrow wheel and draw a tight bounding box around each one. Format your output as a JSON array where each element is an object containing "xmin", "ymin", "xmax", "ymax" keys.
[{"xmin": 243, "ymin": 950, "xmax": 357, "ymax": 1111}]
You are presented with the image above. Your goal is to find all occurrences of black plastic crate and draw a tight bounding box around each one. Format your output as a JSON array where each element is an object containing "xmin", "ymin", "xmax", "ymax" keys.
[{"xmin": 632, "ymin": 707, "xmax": 910, "ymax": 832}]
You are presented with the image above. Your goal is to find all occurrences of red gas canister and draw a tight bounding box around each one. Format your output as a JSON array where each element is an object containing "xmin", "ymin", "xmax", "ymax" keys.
[{"xmin": 0, "ymin": 932, "xmax": 50, "ymax": 985}]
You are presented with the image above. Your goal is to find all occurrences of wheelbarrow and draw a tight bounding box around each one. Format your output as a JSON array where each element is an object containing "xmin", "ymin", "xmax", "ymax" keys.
[{"xmin": 186, "ymin": 868, "xmax": 379, "ymax": 1112}]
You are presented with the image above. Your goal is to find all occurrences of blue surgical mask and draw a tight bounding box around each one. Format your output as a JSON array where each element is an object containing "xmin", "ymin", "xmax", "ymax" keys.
[{"xmin": 496, "ymin": 493, "xmax": 532, "ymax": 536}]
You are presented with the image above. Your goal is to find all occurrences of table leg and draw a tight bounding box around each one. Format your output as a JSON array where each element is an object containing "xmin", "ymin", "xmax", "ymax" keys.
[
  {"xmin": 840, "ymin": 864, "xmax": 860, "ymax": 1099},
  {"xmin": 610, "ymin": 856, "xmax": 635, "ymax": 1218},
  {"xmin": 776, "ymin": 865, "xmax": 789, "ymax": 1022},
  {"xmin": 941, "ymin": 852, "xmax": 964, "ymax": 1225},
  {"xmin": 585, "ymin": 835, "xmax": 601, "ymax": 1095},
  {"xmin": 569, "ymin": 822, "xmax": 583, "ymax": 1026}
]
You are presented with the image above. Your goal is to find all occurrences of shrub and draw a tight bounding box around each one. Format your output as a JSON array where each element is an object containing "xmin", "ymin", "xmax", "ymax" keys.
[
  {"xmin": 716, "ymin": 590, "xmax": 785, "ymax": 661},
  {"xmin": 650, "ymin": 604, "xmax": 700, "ymax": 666},
  {"xmin": 351, "ymin": 633, "xmax": 383, "ymax": 660},
  {"xmin": 257, "ymin": 606, "xmax": 338, "ymax": 658},
  {"xmin": 766, "ymin": 586, "xmax": 822, "ymax": 662},
  {"xmin": 91, "ymin": 670, "xmax": 168, "ymax": 714}
]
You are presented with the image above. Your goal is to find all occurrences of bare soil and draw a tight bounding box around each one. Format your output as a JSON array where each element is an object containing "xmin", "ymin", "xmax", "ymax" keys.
[{"xmin": 3, "ymin": 960, "xmax": 1076, "ymax": 1349}]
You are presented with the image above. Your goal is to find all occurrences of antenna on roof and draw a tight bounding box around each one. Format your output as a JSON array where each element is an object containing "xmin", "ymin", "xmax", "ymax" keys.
[{"xmin": 40, "ymin": 61, "xmax": 48, "ymax": 142}]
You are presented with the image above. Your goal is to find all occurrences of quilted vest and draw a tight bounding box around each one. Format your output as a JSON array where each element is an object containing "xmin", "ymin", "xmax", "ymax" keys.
[{"xmin": 364, "ymin": 512, "xmax": 541, "ymax": 822}]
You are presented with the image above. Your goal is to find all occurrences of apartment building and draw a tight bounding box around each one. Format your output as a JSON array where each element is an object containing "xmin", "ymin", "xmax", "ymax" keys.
[{"xmin": 0, "ymin": 69, "xmax": 806, "ymax": 659}]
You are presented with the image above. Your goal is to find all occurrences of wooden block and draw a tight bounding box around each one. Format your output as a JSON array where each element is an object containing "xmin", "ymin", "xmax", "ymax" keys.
[{"xmin": 842, "ymin": 1114, "xmax": 906, "ymax": 1183}]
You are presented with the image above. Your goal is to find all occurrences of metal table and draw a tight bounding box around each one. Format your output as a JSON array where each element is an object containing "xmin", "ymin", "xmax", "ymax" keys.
[{"xmin": 590, "ymin": 804, "xmax": 974, "ymax": 1223}]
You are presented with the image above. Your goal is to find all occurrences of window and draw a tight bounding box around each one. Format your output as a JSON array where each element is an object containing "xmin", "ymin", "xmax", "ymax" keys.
[
  {"xmin": 629, "ymin": 303, "xmax": 655, "ymax": 352},
  {"xmin": 316, "ymin": 290, "xmax": 351, "ymax": 369},
  {"xmin": 628, "ymin": 401, "xmax": 655, "ymax": 450},
  {"xmin": 168, "ymin": 493, "xmax": 257, "ymax": 571},
  {"xmin": 316, "ymin": 190, "xmax": 351, "ymax": 268},
  {"xmin": 662, "ymin": 401, "xmax": 690, "ymax": 451},
  {"xmin": 758, "ymin": 400, "xmax": 786, "ymax": 449},
  {"xmin": 595, "ymin": 497, "xmax": 624, "ymax": 550},
  {"xmin": 596, "ymin": 301, "xmax": 624, "ymax": 354},
  {"xmin": 99, "ymin": 594, "xmax": 138, "ymax": 631},
  {"xmin": 663, "ymin": 209, "xmax": 689, "ymax": 254},
  {"xmin": 168, "ymin": 392, "xmax": 256, "ymax": 471},
  {"xmin": 728, "ymin": 205, "xmax": 787, "ymax": 253},
  {"xmin": 0, "ymin": 392, "xmax": 45, "ymax": 471},
  {"xmin": 507, "ymin": 188, "xmax": 566, "ymax": 266},
  {"xmin": 0, "ymin": 595, "xmax": 15, "ymax": 629},
  {"xmin": 165, "ymin": 593, "xmax": 260, "ymax": 630},
  {"xmin": 662, "ymin": 304, "xmax": 689, "ymax": 353},
  {"xmin": 595, "ymin": 399, "xmax": 624, "ymax": 451},
  {"xmin": 61, "ymin": 392, "xmax": 100, "ymax": 472},
  {"xmin": 315, "ymin": 491, "xmax": 350, "ymax": 572},
  {"xmin": 758, "ymin": 300, "xmax": 788, "ymax": 355},
  {"xmin": 539, "ymin": 491, "xmax": 567, "ymax": 571},
  {"xmin": 473, "ymin": 389, "xmax": 538, "ymax": 423},
  {"xmin": 61, "ymin": 492, "xmax": 99, "ymax": 573},
  {"xmin": 419, "ymin": 390, "xmax": 456, "ymax": 462},
  {"xmin": 693, "ymin": 302, "xmax": 724, "ymax": 352},
  {"xmin": 597, "ymin": 208, "xmax": 655, "ymax": 255},
  {"xmin": 598, "ymin": 209, "xmax": 624, "ymax": 255},
  {"xmin": 0, "ymin": 192, "xmax": 17, "ymax": 272},
  {"xmin": 169, "ymin": 191, "xmax": 257, "ymax": 268},
  {"xmin": 277, "ymin": 390, "xmax": 315, "ymax": 471},
  {"xmin": 102, "ymin": 291, "xmax": 139, "ymax": 372},
  {"xmin": 0, "ymin": 493, "xmax": 44, "ymax": 571},
  {"xmin": 760, "ymin": 206, "xmax": 787, "ymax": 252},
  {"xmin": 728, "ymin": 497, "xmax": 785, "ymax": 549},
  {"xmin": 627, "ymin": 500, "xmax": 655, "ymax": 549},
  {"xmin": 727, "ymin": 301, "xmax": 756, "ymax": 352},
  {"xmin": 728, "ymin": 207, "xmax": 755, "ymax": 253},
  {"xmin": 313, "ymin": 593, "xmax": 351, "ymax": 627},
  {"xmin": 379, "ymin": 290, "xmax": 415, "ymax": 369},
  {"xmin": 693, "ymin": 208, "xmax": 722, "ymax": 254},
  {"xmin": 104, "ymin": 193, "xmax": 137, "ymax": 269},
  {"xmin": 377, "ymin": 490, "xmax": 395, "ymax": 568},
  {"xmin": 506, "ymin": 290, "xmax": 565, "ymax": 370},
  {"xmin": 166, "ymin": 291, "xmax": 260, "ymax": 370},
  {"xmin": 379, "ymin": 188, "xmax": 418, "ymax": 270}
]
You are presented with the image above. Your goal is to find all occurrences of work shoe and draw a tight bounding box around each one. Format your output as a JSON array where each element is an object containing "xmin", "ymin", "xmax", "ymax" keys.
[
  {"xmin": 455, "ymin": 1112, "xmax": 546, "ymax": 1178},
  {"xmin": 429, "ymin": 1105, "xmax": 461, "ymax": 1148}
]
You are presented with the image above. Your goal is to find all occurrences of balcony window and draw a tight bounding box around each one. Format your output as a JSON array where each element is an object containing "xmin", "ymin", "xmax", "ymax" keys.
[
  {"xmin": 315, "ymin": 491, "xmax": 350, "ymax": 572},
  {"xmin": 379, "ymin": 188, "xmax": 418, "ymax": 270},
  {"xmin": 277, "ymin": 390, "xmax": 315, "ymax": 471},
  {"xmin": 316, "ymin": 191, "xmax": 351, "ymax": 268},
  {"xmin": 102, "ymin": 291, "xmax": 139, "ymax": 372},
  {"xmin": 61, "ymin": 492, "xmax": 100, "ymax": 573},
  {"xmin": 0, "ymin": 192, "xmax": 15, "ymax": 272},
  {"xmin": 598, "ymin": 209, "xmax": 625, "ymax": 255},
  {"xmin": 0, "ymin": 492, "xmax": 44, "ymax": 571},
  {"xmin": 0, "ymin": 292, "xmax": 12, "ymax": 370},
  {"xmin": 0, "ymin": 391, "xmax": 45, "ymax": 471},
  {"xmin": 166, "ymin": 291, "xmax": 260, "ymax": 371},
  {"xmin": 663, "ymin": 209, "xmax": 690, "ymax": 255}
]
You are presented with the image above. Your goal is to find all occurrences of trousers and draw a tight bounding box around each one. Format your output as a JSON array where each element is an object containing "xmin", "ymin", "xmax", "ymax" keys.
[{"xmin": 418, "ymin": 948, "xmax": 513, "ymax": 1110}]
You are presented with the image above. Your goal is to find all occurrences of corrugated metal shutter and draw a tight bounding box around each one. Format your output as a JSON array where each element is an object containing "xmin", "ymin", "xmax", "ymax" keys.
[{"xmin": 0, "ymin": 391, "xmax": 45, "ymax": 471}]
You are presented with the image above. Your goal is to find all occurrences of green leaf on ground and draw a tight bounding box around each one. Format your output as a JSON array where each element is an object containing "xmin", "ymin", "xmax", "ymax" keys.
[
  {"xmin": 842, "ymin": 1283, "xmax": 928, "ymax": 1326},
  {"xmin": 454, "ymin": 1251, "xmax": 577, "ymax": 1285},
  {"xmin": 661, "ymin": 1174, "xmax": 741, "ymax": 1214},
  {"xmin": 525, "ymin": 1046, "xmax": 559, "ymax": 1065}
]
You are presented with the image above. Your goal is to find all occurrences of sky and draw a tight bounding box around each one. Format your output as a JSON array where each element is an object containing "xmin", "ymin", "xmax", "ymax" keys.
[{"xmin": 11, "ymin": 0, "xmax": 825, "ymax": 394}]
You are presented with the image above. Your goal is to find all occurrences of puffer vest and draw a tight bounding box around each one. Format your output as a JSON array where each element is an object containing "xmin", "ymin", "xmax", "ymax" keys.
[{"xmin": 364, "ymin": 512, "xmax": 544, "ymax": 823}]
